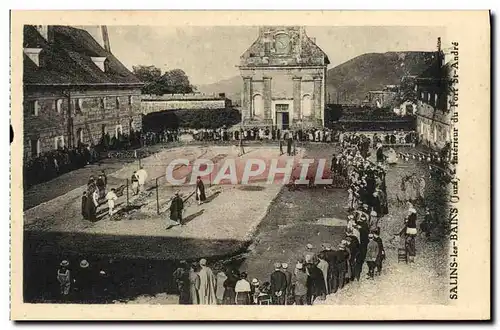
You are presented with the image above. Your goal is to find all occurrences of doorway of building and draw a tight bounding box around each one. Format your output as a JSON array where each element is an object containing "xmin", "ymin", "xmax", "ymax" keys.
[{"xmin": 275, "ymin": 104, "xmax": 290, "ymax": 130}]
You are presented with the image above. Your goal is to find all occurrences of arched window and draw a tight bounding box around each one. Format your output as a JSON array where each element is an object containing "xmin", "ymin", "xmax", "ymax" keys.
[
  {"xmin": 252, "ymin": 94, "xmax": 263, "ymax": 117},
  {"xmin": 56, "ymin": 99, "xmax": 63, "ymax": 113},
  {"xmin": 54, "ymin": 136, "xmax": 64, "ymax": 150},
  {"xmin": 302, "ymin": 94, "xmax": 312, "ymax": 117},
  {"xmin": 115, "ymin": 125, "xmax": 123, "ymax": 138}
]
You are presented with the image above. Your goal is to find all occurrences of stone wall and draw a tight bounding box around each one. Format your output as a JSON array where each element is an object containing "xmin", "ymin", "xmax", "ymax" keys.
[
  {"xmin": 141, "ymin": 99, "xmax": 228, "ymax": 115},
  {"xmin": 23, "ymin": 87, "xmax": 142, "ymax": 159},
  {"xmin": 416, "ymin": 100, "xmax": 452, "ymax": 149}
]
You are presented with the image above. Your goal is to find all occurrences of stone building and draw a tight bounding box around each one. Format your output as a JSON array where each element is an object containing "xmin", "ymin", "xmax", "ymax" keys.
[
  {"xmin": 23, "ymin": 25, "xmax": 143, "ymax": 159},
  {"xmin": 367, "ymin": 90, "xmax": 398, "ymax": 109},
  {"xmin": 415, "ymin": 39, "xmax": 454, "ymax": 150},
  {"xmin": 141, "ymin": 93, "xmax": 231, "ymax": 115},
  {"xmin": 239, "ymin": 26, "xmax": 330, "ymax": 129}
]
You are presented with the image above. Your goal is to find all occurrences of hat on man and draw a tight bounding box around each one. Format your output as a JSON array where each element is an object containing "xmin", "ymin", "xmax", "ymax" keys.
[
  {"xmin": 368, "ymin": 233, "xmax": 374, "ymax": 239},
  {"xmin": 281, "ymin": 263, "xmax": 288, "ymax": 269},
  {"xmin": 251, "ymin": 278, "xmax": 260, "ymax": 286},
  {"xmin": 274, "ymin": 262, "xmax": 282, "ymax": 269},
  {"xmin": 60, "ymin": 260, "xmax": 69, "ymax": 267},
  {"xmin": 306, "ymin": 243, "xmax": 313, "ymax": 250},
  {"xmin": 199, "ymin": 258, "xmax": 207, "ymax": 266},
  {"xmin": 80, "ymin": 260, "xmax": 89, "ymax": 268}
]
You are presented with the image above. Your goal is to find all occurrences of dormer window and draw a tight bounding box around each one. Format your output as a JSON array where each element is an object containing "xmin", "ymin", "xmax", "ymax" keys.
[
  {"xmin": 91, "ymin": 57, "xmax": 107, "ymax": 72},
  {"xmin": 24, "ymin": 48, "xmax": 43, "ymax": 67}
]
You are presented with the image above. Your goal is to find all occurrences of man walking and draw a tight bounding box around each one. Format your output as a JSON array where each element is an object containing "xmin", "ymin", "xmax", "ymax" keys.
[
  {"xmin": 136, "ymin": 166, "xmax": 148, "ymax": 192},
  {"xmin": 131, "ymin": 171, "xmax": 139, "ymax": 195},
  {"xmin": 105, "ymin": 188, "xmax": 118, "ymax": 218},
  {"xmin": 169, "ymin": 192, "xmax": 184, "ymax": 227},
  {"xmin": 195, "ymin": 176, "xmax": 207, "ymax": 205}
]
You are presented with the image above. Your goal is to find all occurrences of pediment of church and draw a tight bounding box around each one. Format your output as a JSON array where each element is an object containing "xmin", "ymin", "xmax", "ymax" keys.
[{"xmin": 240, "ymin": 26, "xmax": 330, "ymax": 67}]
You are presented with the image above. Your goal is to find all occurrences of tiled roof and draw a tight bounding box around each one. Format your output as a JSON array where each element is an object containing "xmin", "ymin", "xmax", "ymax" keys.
[{"xmin": 23, "ymin": 25, "xmax": 142, "ymax": 86}]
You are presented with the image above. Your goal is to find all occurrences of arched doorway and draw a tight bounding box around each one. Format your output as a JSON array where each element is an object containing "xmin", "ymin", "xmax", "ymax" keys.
[
  {"xmin": 252, "ymin": 94, "xmax": 263, "ymax": 117},
  {"xmin": 302, "ymin": 94, "xmax": 312, "ymax": 118},
  {"xmin": 76, "ymin": 128, "xmax": 84, "ymax": 145}
]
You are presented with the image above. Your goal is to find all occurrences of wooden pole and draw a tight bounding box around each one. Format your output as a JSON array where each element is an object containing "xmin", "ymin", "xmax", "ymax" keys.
[
  {"xmin": 126, "ymin": 178, "xmax": 129, "ymax": 206},
  {"xmin": 156, "ymin": 178, "xmax": 160, "ymax": 215}
]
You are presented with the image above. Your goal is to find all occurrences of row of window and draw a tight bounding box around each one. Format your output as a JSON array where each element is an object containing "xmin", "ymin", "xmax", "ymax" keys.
[
  {"xmin": 419, "ymin": 91, "xmax": 439, "ymax": 107},
  {"xmin": 29, "ymin": 124, "xmax": 124, "ymax": 157},
  {"xmin": 27, "ymin": 95, "xmax": 135, "ymax": 116}
]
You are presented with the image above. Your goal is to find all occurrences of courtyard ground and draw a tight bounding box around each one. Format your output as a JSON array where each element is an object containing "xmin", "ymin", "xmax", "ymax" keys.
[{"xmin": 22, "ymin": 142, "xmax": 449, "ymax": 305}]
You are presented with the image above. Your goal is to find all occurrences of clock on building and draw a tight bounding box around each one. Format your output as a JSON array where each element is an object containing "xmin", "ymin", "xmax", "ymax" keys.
[{"xmin": 275, "ymin": 33, "xmax": 290, "ymax": 54}]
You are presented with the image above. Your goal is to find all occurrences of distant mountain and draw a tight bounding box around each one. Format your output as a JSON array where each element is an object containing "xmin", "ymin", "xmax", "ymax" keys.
[
  {"xmin": 326, "ymin": 51, "xmax": 437, "ymax": 104},
  {"xmin": 196, "ymin": 51, "xmax": 438, "ymax": 106},
  {"xmin": 196, "ymin": 76, "xmax": 242, "ymax": 106}
]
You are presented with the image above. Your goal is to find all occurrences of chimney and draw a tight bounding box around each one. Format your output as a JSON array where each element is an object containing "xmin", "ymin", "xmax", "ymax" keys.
[
  {"xmin": 91, "ymin": 57, "xmax": 107, "ymax": 72},
  {"xmin": 24, "ymin": 48, "xmax": 43, "ymax": 67},
  {"xmin": 101, "ymin": 26, "xmax": 111, "ymax": 53}
]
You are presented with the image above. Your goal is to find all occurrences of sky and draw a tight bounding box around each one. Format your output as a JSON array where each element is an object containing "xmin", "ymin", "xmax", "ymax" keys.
[{"xmin": 85, "ymin": 26, "xmax": 446, "ymax": 87}]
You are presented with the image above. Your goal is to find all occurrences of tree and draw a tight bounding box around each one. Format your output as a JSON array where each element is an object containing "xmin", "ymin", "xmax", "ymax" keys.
[
  {"xmin": 132, "ymin": 65, "xmax": 196, "ymax": 95},
  {"xmin": 157, "ymin": 69, "xmax": 196, "ymax": 94},
  {"xmin": 132, "ymin": 65, "xmax": 162, "ymax": 83}
]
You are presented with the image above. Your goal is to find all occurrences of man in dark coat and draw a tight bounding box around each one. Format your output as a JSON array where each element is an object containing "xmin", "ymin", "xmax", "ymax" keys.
[
  {"xmin": 373, "ymin": 229, "xmax": 385, "ymax": 275},
  {"xmin": 306, "ymin": 263, "xmax": 326, "ymax": 305},
  {"xmin": 333, "ymin": 244, "xmax": 349, "ymax": 290},
  {"xmin": 81, "ymin": 191, "xmax": 88, "ymax": 220},
  {"xmin": 173, "ymin": 261, "xmax": 190, "ymax": 304},
  {"xmin": 376, "ymin": 145, "xmax": 385, "ymax": 163},
  {"xmin": 281, "ymin": 263, "xmax": 293, "ymax": 305},
  {"xmin": 286, "ymin": 137, "xmax": 292, "ymax": 156},
  {"xmin": 270, "ymin": 263, "xmax": 287, "ymax": 305},
  {"xmin": 169, "ymin": 192, "xmax": 184, "ymax": 226},
  {"xmin": 195, "ymin": 176, "xmax": 207, "ymax": 205},
  {"xmin": 320, "ymin": 243, "xmax": 336, "ymax": 294}
]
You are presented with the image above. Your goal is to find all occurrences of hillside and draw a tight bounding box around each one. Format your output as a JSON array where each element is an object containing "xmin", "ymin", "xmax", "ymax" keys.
[
  {"xmin": 197, "ymin": 51, "xmax": 438, "ymax": 105},
  {"xmin": 327, "ymin": 51, "xmax": 437, "ymax": 104},
  {"xmin": 197, "ymin": 76, "xmax": 242, "ymax": 105}
]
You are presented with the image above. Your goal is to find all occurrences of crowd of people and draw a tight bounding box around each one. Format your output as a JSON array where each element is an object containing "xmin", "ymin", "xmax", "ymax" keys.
[
  {"xmin": 26, "ymin": 126, "xmax": 419, "ymax": 189},
  {"xmin": 24, "ymin": 144, "xmax": 100, "ymax": 188}
]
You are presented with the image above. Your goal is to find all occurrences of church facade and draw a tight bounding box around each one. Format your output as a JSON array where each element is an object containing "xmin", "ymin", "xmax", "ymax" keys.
[{"xmin": 239, "ymin": 26, "xmax": 330, "ymax": 129}]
